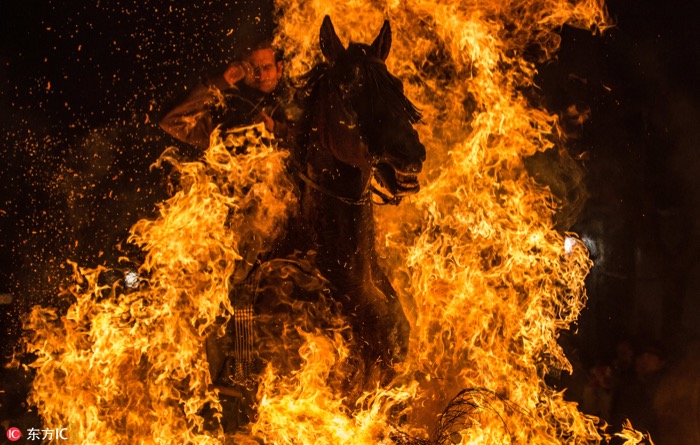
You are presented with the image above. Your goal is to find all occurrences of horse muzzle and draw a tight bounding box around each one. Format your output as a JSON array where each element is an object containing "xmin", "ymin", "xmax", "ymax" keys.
[{"xmin": 371, "ymin": 142, "xmax": 425, "ymax": 204}]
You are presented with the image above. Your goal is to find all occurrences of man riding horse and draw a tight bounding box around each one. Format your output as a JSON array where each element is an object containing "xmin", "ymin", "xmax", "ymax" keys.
[{"xmin": 159, "ymin": 16, "xmax": 425, "ymax": 433}]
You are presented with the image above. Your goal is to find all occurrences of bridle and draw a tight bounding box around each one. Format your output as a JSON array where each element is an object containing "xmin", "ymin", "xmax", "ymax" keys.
[{"xmin": 295, "ymin": 169, "xmax": 373, "ymax": 206}]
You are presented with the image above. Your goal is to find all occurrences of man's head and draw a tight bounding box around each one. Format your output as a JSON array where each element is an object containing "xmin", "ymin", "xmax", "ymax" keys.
[{"xmin": 240, "ymin": 42, "xmax": 283, "ymax": 94}]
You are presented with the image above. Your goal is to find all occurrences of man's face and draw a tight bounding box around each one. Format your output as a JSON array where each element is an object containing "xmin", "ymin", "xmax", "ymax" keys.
[{"xmin": 243, "ymin": 48, "xmax": 283, "ymax": 94}]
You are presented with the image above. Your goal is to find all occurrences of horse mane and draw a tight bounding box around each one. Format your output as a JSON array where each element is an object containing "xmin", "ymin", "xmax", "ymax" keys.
[
  {"xmin": 359, "ymin": 55, "xmax": 422, "ymax": 125},
  {"xmin": 295, "ymin": 62, "xmax": 332, "ymax": 121},
  {"xmin": 291, "ymin": 62, "xmax": 333, "ymax": 161}
]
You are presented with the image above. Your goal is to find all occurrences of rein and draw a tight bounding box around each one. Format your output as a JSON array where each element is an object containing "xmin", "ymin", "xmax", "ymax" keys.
[{"xmin": 296, "ymin": 169, "xmax": 372, "ymax": 206}]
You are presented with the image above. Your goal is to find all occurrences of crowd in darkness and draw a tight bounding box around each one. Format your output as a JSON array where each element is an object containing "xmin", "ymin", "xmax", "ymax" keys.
[
  {"xmin": 577, "ymin": 340, "xmax": 666, "ymax": 434},
  {"xmin": 562, "ymin": 336, "xmax": 700, "ymax": 444}
]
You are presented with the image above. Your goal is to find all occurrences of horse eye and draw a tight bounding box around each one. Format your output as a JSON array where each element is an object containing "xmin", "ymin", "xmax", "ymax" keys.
[{"xmin": 342, "ymin": 67, "xmax": 360, "ymax": 84}]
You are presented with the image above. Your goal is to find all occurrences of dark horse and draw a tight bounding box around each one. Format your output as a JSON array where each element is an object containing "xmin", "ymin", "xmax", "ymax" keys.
[
  {"xmin": 290, "ymin": 14, "xmax": 425, "ymax": 378},
  {"xmin": 213, "ymin": 16, "xmax": 425, "ymax": 429}
]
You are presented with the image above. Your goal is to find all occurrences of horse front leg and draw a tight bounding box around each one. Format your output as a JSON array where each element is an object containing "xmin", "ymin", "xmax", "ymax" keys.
[
  {"xmin": 347, "ymin": 266, "xmax": 410, "ymax": 388},
  {"xmin": 370, "ymin": 260, "xmax": 410, "ymax": 365}
]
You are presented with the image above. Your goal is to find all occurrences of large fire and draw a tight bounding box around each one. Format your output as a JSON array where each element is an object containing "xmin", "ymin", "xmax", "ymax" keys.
[{"xmin": 22, "ymin": 0, "xmax": 653, "ymax": 444}]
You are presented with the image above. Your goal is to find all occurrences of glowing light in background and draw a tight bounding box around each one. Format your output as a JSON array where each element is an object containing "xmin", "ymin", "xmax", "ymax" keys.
[
  {"xmin": 565, "ymin": 236, "xmax": 578, "ymax": 255},
  {"xmin": 123, "ymin": 270, "xmax": 140, "ymax": 289}
]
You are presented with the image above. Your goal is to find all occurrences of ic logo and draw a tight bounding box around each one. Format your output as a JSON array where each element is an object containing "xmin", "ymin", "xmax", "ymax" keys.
[{"xmin": 6, "ymin": 427, "xmax": 22, "ymax": 441}]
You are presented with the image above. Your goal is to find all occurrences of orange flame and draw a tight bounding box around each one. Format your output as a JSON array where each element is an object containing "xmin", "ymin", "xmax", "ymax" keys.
[
  {"xmin": 25, "ymin": 125, "xmax": 297, "ymax": 443},
  {"xmin": 23, "ymin": 1, "xmax": 654, "ymax": 444}
]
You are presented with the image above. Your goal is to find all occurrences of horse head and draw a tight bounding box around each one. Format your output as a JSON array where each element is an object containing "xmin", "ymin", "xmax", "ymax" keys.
[{"xmin": 316, "ymin": 16, "xmax": 426, "ymax": 204}]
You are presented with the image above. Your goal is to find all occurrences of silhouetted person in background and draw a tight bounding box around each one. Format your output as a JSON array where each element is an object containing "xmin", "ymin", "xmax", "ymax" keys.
[{"xmin": 610, "ymin": 342, "xmax": 667, "ymax": 440}]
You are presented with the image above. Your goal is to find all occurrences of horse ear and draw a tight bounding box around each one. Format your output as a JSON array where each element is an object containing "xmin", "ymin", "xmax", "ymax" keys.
[
  {"xmin": 320, "ymin": 16, "xmax": 344, "ymax": 63},
  {"xmin": 371, "ymin": 20, "xmax": 391, "ymax": 61}
]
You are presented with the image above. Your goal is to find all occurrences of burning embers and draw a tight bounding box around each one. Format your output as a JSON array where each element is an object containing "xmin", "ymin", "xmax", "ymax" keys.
[{"xmin": 22, "ymin": 1, "xmax": 654, "ymax": 444}]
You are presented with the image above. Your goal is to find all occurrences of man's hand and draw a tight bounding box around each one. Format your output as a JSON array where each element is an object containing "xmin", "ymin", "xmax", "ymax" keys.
[
  {"xmin": 223, "ymin": 61, "xmax": 252, "ymax": 88},
  {"xmin": 255, "ymin": 111, "xmax": 275, "ymax": 133}
]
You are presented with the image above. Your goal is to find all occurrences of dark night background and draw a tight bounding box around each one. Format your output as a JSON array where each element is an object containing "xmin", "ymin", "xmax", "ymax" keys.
[{"xmin": 1, "ymin": 0, "xmax": 699, "ymax": 442}]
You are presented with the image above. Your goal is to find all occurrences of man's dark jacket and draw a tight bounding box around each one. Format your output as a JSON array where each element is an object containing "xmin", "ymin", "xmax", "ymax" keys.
[{"xmin": 160, "ymin": 74, "xmax": 291, "ymax": 150}]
